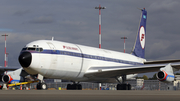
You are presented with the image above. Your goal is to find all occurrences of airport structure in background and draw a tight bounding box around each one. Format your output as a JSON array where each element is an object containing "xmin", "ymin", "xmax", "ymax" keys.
[{"xmin": 95, "ymin": 5, "xmax": 106, "ymax": 49}]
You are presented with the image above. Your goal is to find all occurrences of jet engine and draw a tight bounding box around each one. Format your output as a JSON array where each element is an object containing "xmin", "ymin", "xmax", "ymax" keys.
[
  {"xmin": 2, "ymin": 68, "xmax": 24, "ymax": 84},
  {"xmin": 156, "ymin": 70, "xmax": 174, "ymax": 83},
  {"xmin": 156, "ymin": 64, "xmax": 175, "ymax": 83},
  {"xmin": 2, "ymin": 74, "xmax": 13, "ymax": 83}
]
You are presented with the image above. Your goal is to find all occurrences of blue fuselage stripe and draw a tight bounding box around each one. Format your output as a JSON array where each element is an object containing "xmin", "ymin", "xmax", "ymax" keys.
[{"xmin": 27, "ymin": 49, "xmax": 143, "ymax": 65}]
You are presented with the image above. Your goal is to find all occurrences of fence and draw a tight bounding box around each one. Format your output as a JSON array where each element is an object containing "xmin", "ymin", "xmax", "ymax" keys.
[
  {"xmin": 26, "ymin": 79, "xmax": 175, "ymax": 90},
  {"xmin": 31, "ymin": 82, "xmax": 99, "ymax": 90}
]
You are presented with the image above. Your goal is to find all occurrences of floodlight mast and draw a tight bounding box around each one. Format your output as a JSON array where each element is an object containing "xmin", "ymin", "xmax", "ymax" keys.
[
  {"xmin": 121, "ymin": 37, "xmax": 127, "ymax": 53},
  {"xmin": 2, "ymin": 34, "xmax": 8, "ymax": 67},
  {"xmin": 95, "ymin": 5, "xmax": 106, "ymax": 49}
]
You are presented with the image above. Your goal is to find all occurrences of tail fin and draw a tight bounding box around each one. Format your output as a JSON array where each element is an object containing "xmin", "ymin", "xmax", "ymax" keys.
[{"xmin": 132, "ymin": 8, "xmax": 147, "ymax": 58}]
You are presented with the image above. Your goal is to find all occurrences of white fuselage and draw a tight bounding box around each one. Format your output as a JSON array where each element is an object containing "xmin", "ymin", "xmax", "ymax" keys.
[{"xmin": 22, "ymin": 40, "xmax": 145, "ymax": 82}]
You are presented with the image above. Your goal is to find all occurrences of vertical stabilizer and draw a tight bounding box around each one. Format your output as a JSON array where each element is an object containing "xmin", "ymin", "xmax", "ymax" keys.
[{"xmin": 132, "ymin": 8, "xmax": 147, "ymax": 58}]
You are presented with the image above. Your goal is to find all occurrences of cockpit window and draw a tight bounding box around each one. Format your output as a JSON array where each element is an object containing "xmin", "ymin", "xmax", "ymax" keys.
[
  {"xmin": 22, "ymin": 48, "xmax": 27, "ymax": 51},
  {"xmin": 22, "ymin": 47, "xmax": 43, "ymax": 52},
  {"xmin": 28, "ymin": 48, "xmax": 36, "ymax": 51}
]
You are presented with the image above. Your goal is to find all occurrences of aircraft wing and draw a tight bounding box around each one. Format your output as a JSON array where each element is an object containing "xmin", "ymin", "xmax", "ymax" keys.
[
  {"xmin": 84, "ymin": 63, "xmax": 180, "ymax": 78},
  {"xmin": 0, "ymin": 66, "xmax": 21, "ymax": 74}
]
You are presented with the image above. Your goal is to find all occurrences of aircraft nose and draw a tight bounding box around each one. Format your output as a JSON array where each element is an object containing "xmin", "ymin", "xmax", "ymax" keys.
[{"xmin": 18, "ymin": 52, "xmax": 32, "ymax": 68}]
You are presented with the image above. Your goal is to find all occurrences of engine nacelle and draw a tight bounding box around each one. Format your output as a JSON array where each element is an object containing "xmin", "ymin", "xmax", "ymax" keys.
[
  {"xmin": 2, "ymin": 68, "xmax": 24, "ymax": 84},
  {"xmin": 2, "ymin": 74, "xmax": 24, "ymax": 84},
  {"xmin": 156, "ymin": 64, "xmax": 175, "ymax": 83},
  {"xmin": 156, "ymin": 70, "xmax": 174, "ymax": 83},
  {"xmin": 2, "ymin": 74, "xmax": 13, "ymax": 83}
]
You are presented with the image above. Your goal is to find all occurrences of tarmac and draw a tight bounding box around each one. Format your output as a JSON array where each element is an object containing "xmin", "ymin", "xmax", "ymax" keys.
[{"xmin": 0, "ymin": 90, "xmax": 180, "ymax": 101}]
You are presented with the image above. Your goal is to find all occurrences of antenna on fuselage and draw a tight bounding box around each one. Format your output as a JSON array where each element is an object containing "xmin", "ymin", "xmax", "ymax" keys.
[{"xmin": 52, "ymin": 37, "xmax": 54, "ymax": 41}]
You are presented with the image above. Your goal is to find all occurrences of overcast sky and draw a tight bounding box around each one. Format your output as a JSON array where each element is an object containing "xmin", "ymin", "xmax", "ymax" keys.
[{"xmin": 0, "ymin": 0, "xmax": 180, "ymax": 72}]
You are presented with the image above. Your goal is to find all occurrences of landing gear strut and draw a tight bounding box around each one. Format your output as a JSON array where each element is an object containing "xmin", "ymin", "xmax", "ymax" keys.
[
  {"xmin": 67, "ymin": 83, "xmax": 82, "ymax": 90},
  {"xmin": 116, "ymin": 75, "xmax": 131, "ymax": 90},
  {"xmin": 36, "ymin": 74, "xmax": 48, "ymax": 90}
]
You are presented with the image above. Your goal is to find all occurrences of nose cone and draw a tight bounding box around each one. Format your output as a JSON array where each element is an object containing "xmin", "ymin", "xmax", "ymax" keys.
[{"xmin": 18, "ymin": 52, "xmax": 32, "ymax": 68}]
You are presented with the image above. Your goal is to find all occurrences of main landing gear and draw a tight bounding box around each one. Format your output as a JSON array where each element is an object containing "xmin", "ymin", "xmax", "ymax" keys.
[
  {"xmin": 67, "ymin": 83, "xmax": 82, "ymax": 90},
  {"xmin": 116, "ymin": 75, "xmax": 131, "ymax": 90},
  {"xmin": 116, "ymin": 84, "xmax": 131, "ymax": 90}
]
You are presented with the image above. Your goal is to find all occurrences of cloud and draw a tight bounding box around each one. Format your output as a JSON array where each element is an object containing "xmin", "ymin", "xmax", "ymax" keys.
[
  {"xmin": 149, "ymin": 0, "xmax": 179, "ymax": 14},
  {"xmin": 0, "ymin": 28, "xmax": 13, "ymax": 32},
  {"xmin": 29, "ymin": 16, "xmax": 54, "ymax": 24},
  {"xmin": 13, "ymin": 10, "xmax": 31, "ymax": 16}
]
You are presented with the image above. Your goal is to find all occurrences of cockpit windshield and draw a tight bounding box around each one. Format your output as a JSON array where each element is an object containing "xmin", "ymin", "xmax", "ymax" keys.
[{"xmin": 22, "ymin": 47, "xmax": 43, "ymax": 52}]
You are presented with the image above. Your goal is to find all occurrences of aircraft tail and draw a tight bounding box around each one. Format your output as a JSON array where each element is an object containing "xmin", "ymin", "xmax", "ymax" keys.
[{"xmin": 131, "ymin": 8, "xmax": 147, "ymax": 59}]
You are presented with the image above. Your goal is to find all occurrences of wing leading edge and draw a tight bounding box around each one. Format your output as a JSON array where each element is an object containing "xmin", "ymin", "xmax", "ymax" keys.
[{"xmin": 84, "ymin": 62, "xmax": 180, "ymax": 78}]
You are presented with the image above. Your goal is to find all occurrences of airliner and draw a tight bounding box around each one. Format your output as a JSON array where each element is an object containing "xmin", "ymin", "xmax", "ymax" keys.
[{"xmin": 2, "ymin": 8, "xmax": 180, "ymax": 90}]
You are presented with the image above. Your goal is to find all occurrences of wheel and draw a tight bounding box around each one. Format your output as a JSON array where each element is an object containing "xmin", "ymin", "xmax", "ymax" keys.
[
  {"xmin": 116, "ymin": 84, "xmax": 131, "ymax": 90},
  {"xmin": 77, "ymin": 84, "xmax": 82, "ymax": 90},
  {"xmin": 73, "ymin": 84, "xmax": 77, "ymax": 90},
  {"xmin": 67, "ymin": 84, "xmax": 82, "ymax": 90},
  {"xmin": 41, "ymin": 83, "xmax": 48, "ymax": 90},
  {"xmin": 67, "ymin": 84, "xmax": 72, "ymax": 90},
  {"xmin": 127, "ymin": 84, "xmax": 131, "ymax": 90},
  {"xmin": 117, "ymin": 84, "xmax": 123, "ymax": 90},
  {"xmin": 36, "ymin": 83, "xmax": 41, "ymax": 90},
  {"xmin": 122, "ymin": 84, "xmax": 127, "ymax": 90},
  {"xmin": 36, "ymin": 83, "xmax": 48, "ymax": 90}
]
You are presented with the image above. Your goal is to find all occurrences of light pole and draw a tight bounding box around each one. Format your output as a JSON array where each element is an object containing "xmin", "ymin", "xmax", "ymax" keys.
[
  {"xmin": 121, "ymin": 37, "xmax": 127, "ymax": 53},
  {"xmin": 2, "ymin": 34, "xmax": 8, "ymax": 67},
  {"xmin": 95, "ymin": 5, "xmax": 106, "ymax": 49}
]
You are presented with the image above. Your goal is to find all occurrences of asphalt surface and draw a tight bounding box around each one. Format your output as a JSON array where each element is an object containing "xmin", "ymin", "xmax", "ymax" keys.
[{"xmin": 0, "ymin": 90, "xmax": 180, "ymax": 101}]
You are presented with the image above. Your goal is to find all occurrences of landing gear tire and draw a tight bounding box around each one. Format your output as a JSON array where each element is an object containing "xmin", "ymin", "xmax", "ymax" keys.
[
  {"xmin": 67, "ymin": 84, "xmax": 82, "ymax": 90},
  {"xmin": 77, "ymin": 84, "xmax": 82, "ymax": 90},
  {"xmin": 67, "ymin": 84, "xmax": 72, "ymax": 90},
  {"xmin": 36, "ymin": 83, "xmax": 48, "ymax": 90},
  {"xmin": 117, "ymin": 84, "xmax": 131, "ymax": 90}
]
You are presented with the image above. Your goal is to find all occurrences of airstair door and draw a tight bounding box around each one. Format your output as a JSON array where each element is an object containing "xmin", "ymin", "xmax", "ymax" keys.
[{"xmin": 43, "ymin": 42, "xmax": 58, "ymax": 77}]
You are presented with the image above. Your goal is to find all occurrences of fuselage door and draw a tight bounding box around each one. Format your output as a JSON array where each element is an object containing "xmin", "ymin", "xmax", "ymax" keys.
[
  {"xmin": 44, "ymin": 42, "xmax": 58, "ymax": 77},
  {"xmin": 47, "ymin": 42, "xmax": 56, "ymax": 50}
]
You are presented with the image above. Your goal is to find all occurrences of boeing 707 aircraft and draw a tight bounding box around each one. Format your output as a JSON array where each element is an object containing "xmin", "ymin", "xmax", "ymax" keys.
[{"xmin": 2, "ymin": 8, "xmax": 180, "ymax": 90}]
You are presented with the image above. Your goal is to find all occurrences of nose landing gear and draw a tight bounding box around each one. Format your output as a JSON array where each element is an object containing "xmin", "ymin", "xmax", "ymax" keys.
[{"xmin": 36, "ymin": 82, "xmax": 48, "ymax": 90}]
